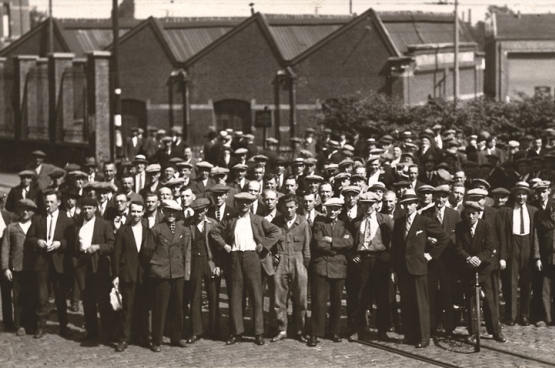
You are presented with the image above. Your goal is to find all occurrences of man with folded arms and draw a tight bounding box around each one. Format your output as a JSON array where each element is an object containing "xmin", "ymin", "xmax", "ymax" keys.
[{"xmin": 210, "ymin": 192, "xmax": 280, "ymax": 346}]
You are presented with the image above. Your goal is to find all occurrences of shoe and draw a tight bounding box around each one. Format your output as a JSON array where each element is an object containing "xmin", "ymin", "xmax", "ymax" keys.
[
  {"xmin": 296, "ymin": 334, "xmax": 308, "ymax": 343},
  {"xmin": 271, "ymin": 331, "xmax": 286, "ymax": 342},
  {"xmin": 387, "ymin": 326, "xmax": 395, "ymax": 333},
  {"xmin": 81, "ymin": 332, "xmax": 98, "ymax": 341},
  {"xmin": 493, "ymin": 333, "xmax": 506, "ymax": 343},
  {"xmin": 536, "ymin": 321, "xmax": 547, "ymax": 328},
  {"xmin": 150, "ymin": 345, "xmax": 161, "ymax": 352},
  {"xmin": 331, "ymin": 334, "xmax": 342, "ymax": 343},
  {"xmin": 348, "ymin": 332, "xmax": 359, "ymax": 342},
  {"xmin": 377, "ymin": 332, "xmax": 389, "ymax": 341},
  {"xmin": 505, "ymin": 319, "xmax": 515, "ymax": 326},
  {"xmin": 226, "ymin": 335, "xmax": 241, "ymax": 345},
  {"xmin": 254, "ymin": 334, "xmax": 265, "ymax": 346},
  {"xmin": 187, "ymin": 335, "xmax": 201, "ymax": 344},
  {"xmin": 170, "ymin": 340, "xmax": 188, "ymax": 348},
  {"xmin": 60, "ymin": 327, "xmax": 71, "ymax": 337},
  {"xmin": 548, "ymin": 321, "xmax": 555, "ymax": 327},
  {"xmin": 15, "ymin": 327, "xmax": 26, "ymax": 336},
  {"xmin": 307, "ymin": 336, "xmax": 318, "ymax": 347},
  {"xmin": 33, "ymin": 329, "xmax": 44, "ymax": 339},
  {"xmin": 402, "ymin": 337, "xmax": 416, "ymax": 345},
  {"xmin": 466, "ymin": 334, "xmax": 477, "ymax": 344},
  {"xmin": 415, "ymin": 340, "xmax": 430, "ymax": 348},
  {"xmin": 70, "ymin": 302, "xmax": 80, "ymax": 313},
  {"xmin": 520, "ymin": 317, "xmax": 530, "ymax": 326},
  {"xmin": 115, "ymin": 342, "xmax": 128, "ymax": 352},
  {"xmin": 361, "ymin": 326, "xmax": 371, "ymax": 335}
]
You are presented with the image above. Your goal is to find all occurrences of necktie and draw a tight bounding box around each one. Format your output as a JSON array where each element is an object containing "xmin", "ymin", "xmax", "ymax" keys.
[
  {"xmin": 22, "ymin": 188, "xmax": 27, "ymax": 199},
  {"xmin": 216, "ymin": 208, "xmax": 221, "ymax": 221},
  {"xmin": 520, "ymin": 205, "xmax": 525, "ymax": 234},
  {"xmin": 470, "ymin": 225, "xmax": 475, "ymax": 237},
  {"xmin": 47, "ymin": 214, "xmax": 54, "ymax": 243},
  {"xmin": 170, "ymin": 222, "xmax": 176, "ymax": 233},
  {"xmin": 364, "ymin": 217, "xmax": 372, "ymax": 247},
  {"xmin": 138, "ymin": 173, "xmax": 144, "ymax": 192},
  {"xmin": 437, "ymin": 210, "xmax": 443, "ymax": 225},
  {"xmin": 405, "ymin": 216, "xmax": 412, "ymax": 238}
]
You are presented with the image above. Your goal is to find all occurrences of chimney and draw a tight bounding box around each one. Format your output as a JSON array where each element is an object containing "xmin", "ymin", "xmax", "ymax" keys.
[{"xmin": 468, "ymin": 9, "xmax": 472, "ymax": 24}]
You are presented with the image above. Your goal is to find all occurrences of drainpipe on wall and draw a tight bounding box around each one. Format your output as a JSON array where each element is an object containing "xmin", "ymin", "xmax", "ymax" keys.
[{"xmin": 287, "ymin": 67, "xmax": 297, "ymax": 139}]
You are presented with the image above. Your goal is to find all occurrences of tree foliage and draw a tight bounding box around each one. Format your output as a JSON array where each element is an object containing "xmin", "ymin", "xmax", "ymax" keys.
[
  {"xmin": 317, "ymin": 92, "xmax": 555, "ymax": 140},
  {"xmin": 117, "ymin": 0, "xmax": 135, "ymax": 19},
  {"xmin": 30, "ymin": 6, "xmax": 47, "ymax": 29}
]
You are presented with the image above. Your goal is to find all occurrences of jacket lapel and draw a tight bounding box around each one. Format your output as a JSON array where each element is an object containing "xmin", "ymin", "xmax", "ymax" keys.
[
  {"xmin": 126, "ymin": 226, "xmax": 139, "ymax": 254},
  {"xmin": 406, "ymin": 215, "xmax": 418, "ymax": 240}
]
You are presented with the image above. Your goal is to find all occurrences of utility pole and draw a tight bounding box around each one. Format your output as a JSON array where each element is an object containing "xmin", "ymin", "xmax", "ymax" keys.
[
  {"xmin": 49, "ymin": 0, "xmax": 53, "ymax": 53},
  {"xmin": 112, "ymin": 0, "xmax": 122, "ymax": 160},
  {"xmin": 349, "ymin": 0, "xmax": 353, "ymax": 15},
  {"xmin": 454, "ymin": 0, "xmax": 459, "ymax": 107}
]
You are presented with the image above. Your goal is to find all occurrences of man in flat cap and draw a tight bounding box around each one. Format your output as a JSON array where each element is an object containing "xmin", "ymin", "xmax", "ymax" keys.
[
  {"xmin": 144, "ymin": 200, "xmax": 188, "ymax": 352},
  {"xmin": 455, "ymin": 201, "xmax": 506, "ymax": 343},
  {"xmin": 1, "ymin": 199, "xmax": 36, "ymax": 336},
  {"xmin": 151, "ymin": 136, "xmax": 179, "ymax": 168},
  {"xmin": 210, "ymin": 192, "xmax": 281, "ymax": 346},
  {"xmin": 191, "ymin": 162, "xmax": 215, "ymax": 199},
  {"xmin": 347, "ymin": 192, "xmax": 394, "ymax": 342},
  {"xmin": 391, "ymin": 191, "xmax": 449, "ymax": 348},
  {"xmin": 27, "ymin": 151, "xmax": 56, "ymax": 191},
  {"xmin": 269, "ymin": 193, "xmax": 311, "ymax": 343},
  {"xmin": 308, "ymin": 198, "xmax": 353, "ymax": 347},
  {"xmin": 5, "ymin": 171, "xmax": 42, "ymax": 213},
  {"xmin": 140, "ymin": 164, "xmax": 162, "ymax": 197},
  {"xmin": 184, "ymin": 198, "xmax": 220, "ymax": 343},
  {"xmin": 112, "ymin": 200, "xmax": 152, "ymax": 352},
  {"xmin": 501, "ymin": 182, "xmax": 539, "ymax": 326},
  {"xmin": 125, "ymin": 127, "xmax": 143, "ymax": 162},
  {"xmin": 421, "ymin": 185, "xmax": 461, "ymax": 336}
]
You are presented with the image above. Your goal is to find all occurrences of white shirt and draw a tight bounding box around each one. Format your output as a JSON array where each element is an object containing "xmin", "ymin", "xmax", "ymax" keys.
[
  {"xmin": 46, "ymin": 210, "xmax": 60, "ymax": 243},
  {"xmin": 135, "ymin": 171, "xmax": 146, "ymax": 192},
  {"xmin": 436, "ymin": 206, "xmax": 445, "ymax": 224},
  {"xmin": 252, "ymin": 200, "xmax": 259, "ymax": 215},
  {"xmin": 98, "ymin": 201, "xmax": 107, "ymax": 217},
  {"xmin": 35, "ymin": 164, "xmax": 42, "ymax": 175},
  {"xmin": 147, "ymin": 212, "xmax": 157, "ymax": 228},
  {"xmin": 358, "ymin": 213, "xmax": 385, "ymax": 251},
  {"xmin": 79, "ymin": 217, "xmax": 96, "ymax": 251},
  {"xmin": 286, "ymin": 215, "xmax": 297, "ymax": 229},
  {"xmin": 367, "ymin": 170, "xmax": 381, "ymax": 187},
  {"xmin": 346, "ymin": 205, "xmax": 358, "ymax": 220},
  {"xmin": 215, "ymin": 203, "xmax": 226, "ymax": 221},
  {"xmin": 0, "ymin": 212, "xmax": 6, "ymax": 235},
  {"xmin": 513, "ymin": 204, "xmax": 530, "ymax": 235},
  {"xmin": 264, "ymin": 208, "xmax": 277, "ymax": 223},
  {"xmin": 131, "ymin": 222, "xmax": 143, "ymax": 252},
  {"xmin": 67, "ymin": 207, "xmax": 76, "ymax": 218},
  {"xmin": 18, "ymin": 221, "xmax": 32, "ymax": 235},
  {"xmin": 470, "ymin": 221, "xmax": 478, "ymax": 237},
  {"xmin": 233, "ymin": 213, "xmax": 257, "ymax": 252}
]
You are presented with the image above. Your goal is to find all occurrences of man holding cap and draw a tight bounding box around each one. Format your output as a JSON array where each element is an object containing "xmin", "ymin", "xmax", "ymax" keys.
[
  {"xmin": 144, "ymin": 199, "xmax": 188, "ymax": 352},
  {"xmin": 184, "ymin": 198, "xmax": 220, "ymax": 343},
  {"xmin": 210, "ymin": 192, "xmax": 281, "ymax": 346},
  {"xmin": 454, "ymin": 201, "xmax": 505, "ymax": 343},
  {"xmin": 347, "ymin": 192, "xmax": 394, "ymax": 342},
  {"xmin": 391, "ymin": 190, "xmax": 448, "ymax": 348},
  {"xmin": 308, "ymin": 198, "xmax": 353, "ymax": 347}
]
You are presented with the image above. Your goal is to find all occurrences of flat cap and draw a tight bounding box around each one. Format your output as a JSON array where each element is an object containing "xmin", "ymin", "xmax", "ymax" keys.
[
  {"xmin": 196, "ymin": 161, "xmax": 214, "ymax": 169},
  {"xmin": 252, "ymin": 155, "xmax": 269, "ymax": 162},
  {"xmin": 157, "ymin": 129, "xmax": 166, "ymax": 135},
  {"xmin": 467, "ymin": 188, "xmax": 489, "ymax": 197},
  {"xmin": 146, "ymin": 164, "xmax": 161, "ymax": 173},
  {"xmin": 17, "ymin": 198, "xmax": 37, "ymax": 209},
  {"xmin": 170, "ymin": 126, "xmax": 182, "ymax": 134},
  {"xmin": 61, "ymin": 187, "xmax": 81, "ymax": 198},
  {"xmin": 305, "ymin": 127, "xmax": 316, "ymax": 133},
  {"xmin": 160, "ymin": 136, "xmax": 173, "ymax": 143},
  {"xmin": 161, "ymin": 199, "xmax": 182, "ymax": 211},
  {"xmin": 417, "ymin": 185, "xmax": 434, "ymax": 193},
  {"xmin": 437, "ymin": 168, "xmax": 452, "ymax": 182},
  {"xmin": 234, "ymin": 148, "xmax": 248, "ymax": 155},
  {"xmin": 68, "ymin": 170, "xmax": 87, "ymax": 179},
  {"xmin": 323, "ymin": 163, "xmax": 339, "ymax": 171},
  {"xmin": 305, "ymin": 174, "xmax": 324, "ymax": 182},
  {"xmin": 393, "ymin": 180, "xmax": 411, "ymax": 188},
  {"xmin": 190, "ymin": 198, "xmax": 210, "ymax": 211},
  {"xmin": 366, "ymin": 137, "xmax": 376, "ymax": 144},
  {"xmin": 366, "ymin": 155, "xmax": 381, "ymax": 164},
  {"xmin": 338, "ymin": 158, "xmax": 354, "ymax": 167},
  {"xmin": 359, "ymin": 192, "xmax": 380, "ymax": 202},
  {"xmin": 323, "ymin": 198, "xmax": 344, "ymax": 207},
  {"xmin": 290, "ymin": 137, "xmax": 302, "ymax": 143},
  {"xmin": 274, "ymin": 156, "xmax": 288, "ymax": 165},
  {"xmin": 31, "ymin": 150, "xmax": 46, "ymax": 158},
  {"xmin": 211, "ymin": 167, "xmax": 229, "ymax": 176},
  {"xmin": 351, "ymin": 174, "xmax": 366, "ymax": 182},
  {"xmin": 399, "ymin": 190, "xmax": 419, "ymax": 204},
  {"xmin": 80, "ymin": 197, "xmax": 97, "ymax": 207},
  {"xmin": 432, "ymin": 124, "xmax": 443, "ymax": 130},
  {"xmin": 65, "ymin": 163, "xmax": 81, "ymax": 172},
  {"xmin": 369, "ymin": 182, "xmax": 386, "ymax": 192},
  {"xmin": 291, "ymin": 158, "xmax": 305, "ymax": 166},
  {"xmin": 176, "ymin": 161, "xmax": 193, "ymax": 169},
  {"xmin": 99, "ymin": 182, "xmax": 118, "ymax": 193},
  {"xmin": 433, "ymin": 184, "xmax": 451, "ymax": 194},
  {"xmin": 18, "ymin": 170, "xmax": 36, "ymax": 178},
  {"xmin": 491, "ymin": 187, "xmax": 510, "ymax": 196},
  {"xmin": 168, "ymin": 157, "xmax": 184, "ymax": 164},
  {"xmin": 133, "ymin": 154, "xmax": 148, "ymax": 163},
  {"xmin": 244, "ymin": 134, "xmax": 255, "ymax": 140},
  {"xmin": 334, "ymin": 172, "xmax": 351, "ymax": 180},
  {"xmin": 327, "ymin": 140, "xmax": 340, "ymax": 148},
  {"xmin": 84, "ymin": 157, "xmax": 97, "ymax": 167},
  {"xmin": 343, "ymin": 144, "xmax": 355, "ymax": 152},
  {"xmin": 210, "ymin": 184, "xmax": 231, "ymax": 193},
  {"xmin": 511, "ymin": 181, "xmax": 532, "ymax": 195},
  {"xmin": 472, "ymin": 178, "xmax": 491, "ymax": 189},
  {"xmin": 266, "ymin": 137, "xmax": 279, "ymax": 145},
  {"xmin": 380, "ymin": 135, "xmax": 393, "ymax": 143},
  {"xmin": 305, "ymin": 158, "xmax": 317, "ymax": 165},
  {"xmin": 341, "ymin": 185, "xmax": 361, "ymax": 195},
  {"xmin": 232, "ymin": 163, "xmax": 248, "ymax": 171},
  {"xmin": 533, "ymin": 180, "xmax": 551, "ymax": 190},
  {"xmin": 234, "ymin": 192, "xmax": 257, "ymax": 202},
  {"xmin": 464, "ymin": 201, "xmax": 484, "ymax": 212},
  {"xmin": 48, "ymin": 167, "xmax": 66, "ymax": 178},
  {"xmin": 165, "ymin": 178, "xmax": 185, "ymax": 187}
]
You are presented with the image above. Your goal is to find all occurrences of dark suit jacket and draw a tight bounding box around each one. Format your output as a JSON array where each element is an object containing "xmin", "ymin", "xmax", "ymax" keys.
[
  {"xmin": 207, "ymin": 204, "xmax": 235, "ymax": 223},
  {"xmin": 421, "ymin": 206, "xmax": 461, "ymax": 246},
  {"xmin": 454, "ymin": 219, "xmax": 495, "ymax": 282},
  {"xmin": 380, "ymin": 205, "xmax": 406, "ymax": 221},
  {"xmin": 112, "ymin": 223, "xmax": 152, "ymax": 284},
  {"xmin": 26, "ymin": 163, "xmax": 56, "ymax": 191},
  {"xmin": 534, "ymin": 210, "xmax": 555, "ymax": 265},
  {"xmin": 26, "ymin": 211, "xmax": 74, "ymax": 274},
  {"xmin": 183, "ymin": 217, "xmax": 218, "ymax": 280},
  {"xmin": 391, "ymin": 213, "xmax": 449, "ymax": 276},
  {"xmin": 144, "ymin": 221, "xmax": 187, "ymax": 279},
  {"xmin": 5, "ymin": 184, "xmax": 42, "ymax": 213},
  {"xmin": 190, "ymin": 177, "xmax": 216, "ymax": 199},
  {"xmin": 500, "ymin": 204, "xmax": 539, "ymax": 261},
  {"xmin": 210, "ymin": 212, "xmax": 281, "ymax": 276},
  {"xmin": 74, "ymin": 217, "xmax": 115, "ymax": 274},
  {"xmin": 350, "ymin": 213, "xmax": 393, "ymax": 259},
  {"xmin": 311, "ymin": 217, "xmax": 353, "ymax": 279}
]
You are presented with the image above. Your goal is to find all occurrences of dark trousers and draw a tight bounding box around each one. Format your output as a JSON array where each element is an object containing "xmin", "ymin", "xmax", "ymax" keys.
[
  {"xmin": 311, "ymin": 274, "xmax": 345, "ymax": 338},
  {"xmin": 397, "ymin": 268, "xmax": 430, "ymax": 343},
  {"xmin": 1, "ymin": 275, "xmax": 14, "ymax": 328},
  {"xmin": 541, "ymin": 264, "xmax": 555, "ymax": 323},
  {"xmin": 531, "ymin": 268, "xmax": 544, "ymax": 322},
  {"xmin": 118, "ymin": 281, "xmax": 150, "ymax": 344},
  {"xmin": 152, "ymin": 277, "xmax": 184, "ymax": 345},
  {"xmin": 428, "ymin": 258, "xmax": 456, "ymax": 333},
  {"xmin": 216, "ymin": 251, "xmax": 232, "ymax": 334},
  {"xmin": 507, "ymin": 235, "xmax": 531, "ymax": 320},
  {"xmin": 71, "ymin": 257, "xmax": 86, "ymax": 305},
  {"xmin": 81, "ymin": 264, "xmax": 114, "ymax": 335},
  {"xmin": 12, "ymin": 271, "xmax": 36, "ymax": 330},
  {"xmin": 352, "ymin": 254, "xmax": 390, "ymax": 333},
  {"xmin": 189, "ymin": 256, "xmax": 218, "ymax": 337},
  {"xmin": 465, "ymin": 273, "xmax": 501, "ymax": 335},
  {"xmin": 36, "ymin": 264, "xmax": 68, "ymax": 330},
  {"xmin": 485, "ymin": 268, "xmax": 501, "ymax": 334},
  {"xmin": 229, "ymin": 251, "xmax": 264, "ymax": 336}
]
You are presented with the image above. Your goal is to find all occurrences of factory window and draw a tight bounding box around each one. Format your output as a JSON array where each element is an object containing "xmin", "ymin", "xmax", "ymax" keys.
[{"xmin": 2, "ymin": 4, "xmax": 10, "ymax": 38}]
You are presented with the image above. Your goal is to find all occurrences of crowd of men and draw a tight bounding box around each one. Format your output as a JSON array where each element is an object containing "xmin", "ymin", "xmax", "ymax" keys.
[{"xmin": 1, "ymin": 123, "xmax": 555, "ymax": 353}]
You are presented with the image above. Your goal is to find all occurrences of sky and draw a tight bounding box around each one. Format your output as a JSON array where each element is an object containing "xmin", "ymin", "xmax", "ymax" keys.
[{"xmin": 28, "ymin": 0, "xmax": 555, "ymax": 24}]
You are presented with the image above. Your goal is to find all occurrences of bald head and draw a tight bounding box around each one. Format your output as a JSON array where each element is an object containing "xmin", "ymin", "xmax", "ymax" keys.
[{"xmin": 247, "ymin": 180, "xmax": 261, "ymax": 196}]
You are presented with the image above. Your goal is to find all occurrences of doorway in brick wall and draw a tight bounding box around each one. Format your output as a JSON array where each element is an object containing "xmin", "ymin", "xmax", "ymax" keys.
[{"xmin": 214, "ymin": 99, "xmax": 252, "ymax": 134}]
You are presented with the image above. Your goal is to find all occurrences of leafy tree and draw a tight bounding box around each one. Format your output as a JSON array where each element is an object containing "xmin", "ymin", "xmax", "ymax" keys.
[
  {"xmin": 30, "ymin": 6, "xmax": 47, "ymax": 29},
  {"xmin": 117, "ymin": 0, "xmax": 135, "ymax": 19}
]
